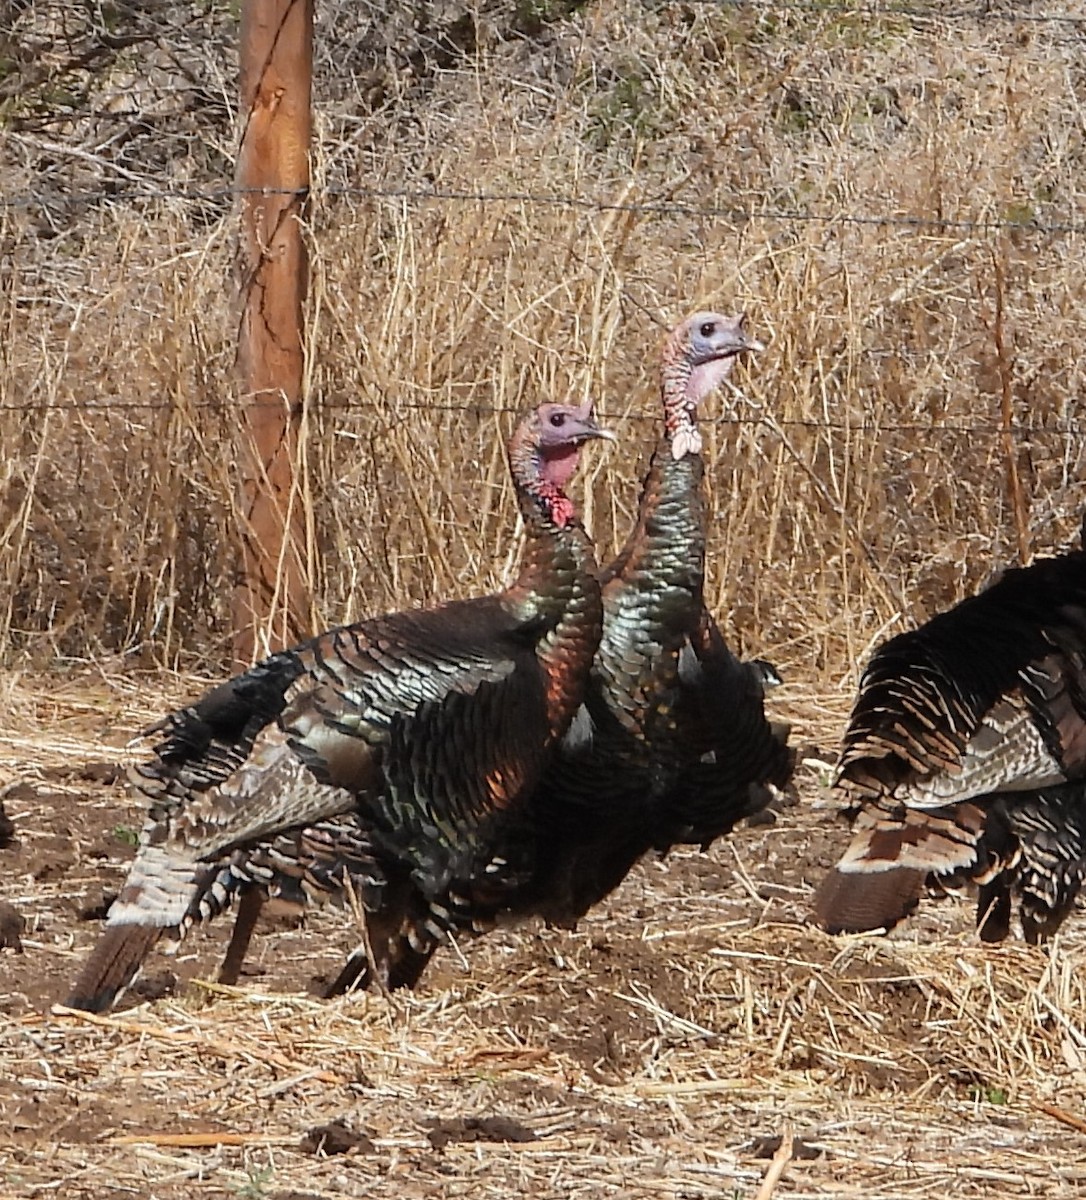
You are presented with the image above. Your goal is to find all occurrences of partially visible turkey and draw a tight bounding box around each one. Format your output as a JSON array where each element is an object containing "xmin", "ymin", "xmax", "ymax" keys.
[
  {"xmin": 814, "ymin": 529, "xmax": 1086, "ymax": 941},
  {"xmin": 525, "ymin": 311, "xmax": 796, "ymax": 925},
  {"xmin": 64, "ymin": 399, "xmax": 613, "ymax": 1012}
]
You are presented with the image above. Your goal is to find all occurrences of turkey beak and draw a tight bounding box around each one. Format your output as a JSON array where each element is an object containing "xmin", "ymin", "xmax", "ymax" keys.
[
  {"xmin": 570, "ymin": 401, "xmax": 617, "ymax": 444},
  {"xmin": 723, "ymin": 312, "xmax": 765, "ymax": 358},
  {"xmin": 580, "ymin": 421, "xmax": 617, "ymax": 444}
]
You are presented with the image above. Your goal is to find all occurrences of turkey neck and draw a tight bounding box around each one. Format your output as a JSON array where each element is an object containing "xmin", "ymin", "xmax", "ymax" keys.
[
  {"xmin": 505, "ymin": 444, "xmax": 604, "ymax": 743},
  {"xmin": 608, "ymin": 431, "xmax": 706, "ymax": 606},
  {"xmin": 607, "ymin": 342, "xmax": 708, "ymax": 622},
  {"xmin": 593, "ymin": 356, "xmax": 707, "ymax": 748}
]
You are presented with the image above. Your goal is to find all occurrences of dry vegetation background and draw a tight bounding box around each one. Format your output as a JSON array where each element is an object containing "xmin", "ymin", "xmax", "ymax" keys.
[
  {"xmin": 3, "ymin": 0, "xmax": 1084, "ymax": 677},
  {"xmin": 3, "ymin": 1, "xmax": 1086, "ymax": 1197}
]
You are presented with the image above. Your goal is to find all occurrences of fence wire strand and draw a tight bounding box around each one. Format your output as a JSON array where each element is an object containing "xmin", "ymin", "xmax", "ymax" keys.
[
  {"xmin": 0, "ymin": 394, "xmax": 1081, "ymax": 441},
  {"xmin": 4, "ymin": 182, "xmax": 1086, "ymax": 238}
]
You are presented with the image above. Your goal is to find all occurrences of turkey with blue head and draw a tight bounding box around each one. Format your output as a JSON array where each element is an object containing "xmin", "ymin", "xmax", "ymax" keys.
[{"xmin": 522, "ymin": 311, "xmax": 796, "ymax": 924}]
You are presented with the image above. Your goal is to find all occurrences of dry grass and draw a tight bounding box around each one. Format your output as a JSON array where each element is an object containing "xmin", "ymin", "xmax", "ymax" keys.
[
  {"xmin": 3, "ymin": 2, "xmax": 1085, "ymax": 681},
  {"xmin": 3, "ymin": 670, "xmax": 1086, "ymax": 1198}
]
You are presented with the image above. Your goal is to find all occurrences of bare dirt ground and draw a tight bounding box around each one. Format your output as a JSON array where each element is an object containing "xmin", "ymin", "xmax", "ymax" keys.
[{"xmin": 2, "ymin": 671, "xmax": 1086, "ymax": 1199}]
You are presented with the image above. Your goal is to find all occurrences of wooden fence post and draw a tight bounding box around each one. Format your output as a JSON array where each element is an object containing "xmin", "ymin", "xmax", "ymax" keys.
[{"xmin": 232, "ymin": 0, "xmax": 314, "ymax": 667}]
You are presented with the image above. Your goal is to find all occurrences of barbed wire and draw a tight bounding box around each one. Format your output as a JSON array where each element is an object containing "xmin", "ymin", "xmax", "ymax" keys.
[
  {"xmin": 0, "ymin": 394, "xmax": 1081, "ymax": 439},
  {"xmin": 4, "ymin": 181, "xmax": 1084, "ymax": 236}
]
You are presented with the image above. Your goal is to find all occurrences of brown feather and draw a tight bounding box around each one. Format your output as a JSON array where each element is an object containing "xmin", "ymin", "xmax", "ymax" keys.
[
  {"xmin": 813, "ymin": 866, "xmax": 925, "ymax": 934},
  {"xmin": 64, "ymin": 926, "xmax": 162, "ymax": 1013}
]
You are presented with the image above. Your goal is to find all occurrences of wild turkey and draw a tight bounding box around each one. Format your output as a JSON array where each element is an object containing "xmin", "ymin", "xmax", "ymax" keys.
[
  {"xmin": 264, "ymin": 311, "xmax": 797, "ymax": 998},
  {"xmin": 64, "ymin": 399, "xmax": 613, "ymax": 1012},
  {"xmin": 524, "ymin": 311, "xmax": 796, "ymax": 924},
  {"xmin": 814, "ymin": 530, "xmax": 1086, "ymax": 942}
]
